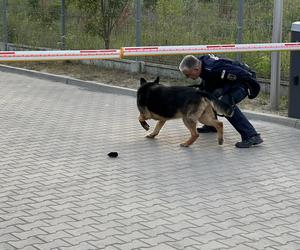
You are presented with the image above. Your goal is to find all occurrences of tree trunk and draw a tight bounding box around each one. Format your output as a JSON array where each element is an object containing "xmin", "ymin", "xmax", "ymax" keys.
[{"xmin": 104, "ymin": 37, "xmax": 110, "ymax": 49}]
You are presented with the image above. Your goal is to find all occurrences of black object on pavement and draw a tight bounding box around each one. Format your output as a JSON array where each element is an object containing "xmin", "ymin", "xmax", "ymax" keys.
[{"xmin": 108, "ymin": 152, "xmax": 118, "ymax": 158}]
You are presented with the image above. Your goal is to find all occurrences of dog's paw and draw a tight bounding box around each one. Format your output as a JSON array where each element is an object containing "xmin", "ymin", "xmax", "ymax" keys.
[
  {"xmin": 218, "ymin": 138, "xmax": 224, "ymax": 145},
  {"xmin": 146, "ymin": 133, "xmax": 156, "ymax": 138},
  {"xmin": 180, "ymin": 143, "xmax": 190, "ymax": 147},
  {"xmin": 140, "ymin": 121, "xmax": 150, "ymax": 131}
]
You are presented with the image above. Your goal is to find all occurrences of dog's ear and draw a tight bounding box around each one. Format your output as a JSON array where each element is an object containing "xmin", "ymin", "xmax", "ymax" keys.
[
  {"xmin": 140, "ymin": 78, "xmax": 147, "ymax": 86},
  {"xmin": 154, "ymin": 77, "xmax": 160, "ymax": 84}
]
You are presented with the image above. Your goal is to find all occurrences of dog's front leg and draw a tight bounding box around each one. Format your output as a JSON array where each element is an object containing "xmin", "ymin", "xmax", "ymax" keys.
[
  {"xmin": 146, "ymin": 120, "xmax": 166, "ymax": 138},
  {"xmin": 138, "ymin": 114, "xmax": 150, "ymax": 131}
]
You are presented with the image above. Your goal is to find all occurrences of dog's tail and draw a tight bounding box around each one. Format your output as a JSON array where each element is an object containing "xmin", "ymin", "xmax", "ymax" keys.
[{"xmin": 200, "ymin": 91, "xmax": 234, "ymax": 117}]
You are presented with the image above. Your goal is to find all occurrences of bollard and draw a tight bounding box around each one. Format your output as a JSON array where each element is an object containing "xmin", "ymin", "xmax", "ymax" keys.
[{"xmin": 289, "ymin": 22, "xmax": 300, "ymax": 118}]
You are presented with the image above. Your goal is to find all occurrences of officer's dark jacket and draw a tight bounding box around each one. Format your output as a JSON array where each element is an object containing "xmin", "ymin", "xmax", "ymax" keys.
[{"xmin": 197, "ymin": 55, "xmax": 260, "ymax": 99}]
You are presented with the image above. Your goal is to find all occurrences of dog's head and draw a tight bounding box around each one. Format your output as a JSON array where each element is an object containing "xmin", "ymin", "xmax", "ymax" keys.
[
  {"xmin": 140, "ymin": 76, "xmax": 160, "ymax": 87},
  {"xmin": 137, "ymin": 77, "xmax": 160, "ymax": 106},
  {"xmin": 137, "ymin": 77, "xmax": 160, "ymax": 107}
]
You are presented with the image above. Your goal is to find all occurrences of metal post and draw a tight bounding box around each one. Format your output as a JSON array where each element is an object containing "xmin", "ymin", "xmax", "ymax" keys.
[
  {"xmin": 288, "ymin": 22, "xmax": 300, "ymax": 118},
  {"xmin": 2, "ymin": 0, "xmax": 8, "ymax": 51},
  {"xmin": 236, "ymin": 0, "xmax": 244, "ymax": 61},
  {"xmin": 61, "ymin": 0, "xmax": 66, "ymax": 50},
  {"xmin": 135, "ymin": 0, "xmax": 141, "ymax": 47},
  {"xmin": 270, "ymin": 0, "xmax": 283, "ymax": 110}
]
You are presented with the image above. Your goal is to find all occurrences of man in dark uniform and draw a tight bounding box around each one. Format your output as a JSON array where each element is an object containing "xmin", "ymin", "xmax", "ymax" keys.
[{"xmin": 179, "ymin": 54, "xmax": 263, "ymax": 148}]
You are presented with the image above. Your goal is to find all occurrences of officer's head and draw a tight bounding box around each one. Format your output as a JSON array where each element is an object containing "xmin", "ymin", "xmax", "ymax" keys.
[{"xmin": 179, "ymin": 55, "xmax": 202, "ymax": 80}]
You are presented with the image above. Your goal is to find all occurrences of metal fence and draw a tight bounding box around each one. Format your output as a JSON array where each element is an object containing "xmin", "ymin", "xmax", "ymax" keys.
[{"xmin": 1, "ymin": 0, "xmax": 300, "ymax": 79}]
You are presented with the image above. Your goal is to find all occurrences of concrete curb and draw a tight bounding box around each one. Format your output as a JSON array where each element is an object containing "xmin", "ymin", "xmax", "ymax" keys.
[
  {"xmin": 244, "ymin": 110, "xmax": 300, "ymax": 129},
  {"xmin": 1, "ymin": 64, "xmax": 299, "ymax": 130}
]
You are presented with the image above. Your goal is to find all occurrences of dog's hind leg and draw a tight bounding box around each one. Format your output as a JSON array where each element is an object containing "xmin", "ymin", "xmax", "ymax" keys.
[
  {"xmin": 199, "ymin": 114, "xmax": 224, "ymax": 145},
  {"xmin": 212, "ymin": 120, "xmax": 224, "ymax": 145},
  {"xmin": 180, "ymin": 118, "xmax": 199, "ymax": 147},
  {"xmin": 146, "ymin": 120, "xmax": 166, "ymax": 138}
]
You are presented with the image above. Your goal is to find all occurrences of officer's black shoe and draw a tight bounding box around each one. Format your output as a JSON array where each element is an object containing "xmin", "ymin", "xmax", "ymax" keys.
[
  {"xmin": 235, "ymin": 134, "xmax": 263, "ymax": 148},
  {"xmin": 197, "ymin": 125, "xmax": 217, "ymax": 133}
]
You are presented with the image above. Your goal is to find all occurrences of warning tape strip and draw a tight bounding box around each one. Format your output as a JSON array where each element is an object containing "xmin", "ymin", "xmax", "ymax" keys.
[
  {"xmin": 1, "ymin": 43, "xmax": 300, "ymax": 61},
  {"xmin": 0, "ymin": 49, "xmax": 120, "ymax": 61},
  {"xmin": 121, "ymin": 43, "xmax": 300, "ymax": 56}
]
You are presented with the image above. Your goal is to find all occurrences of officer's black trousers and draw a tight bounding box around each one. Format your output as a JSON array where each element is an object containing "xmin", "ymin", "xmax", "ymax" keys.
[{"xmin": 217, "ymin": 85, "xmax": 258, "ymax": 140}]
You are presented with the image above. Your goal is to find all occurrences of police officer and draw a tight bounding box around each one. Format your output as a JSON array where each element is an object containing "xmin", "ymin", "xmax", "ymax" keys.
[{"xmin": 179, "ymin": 54, "xmax": 263, "ymax": 148}]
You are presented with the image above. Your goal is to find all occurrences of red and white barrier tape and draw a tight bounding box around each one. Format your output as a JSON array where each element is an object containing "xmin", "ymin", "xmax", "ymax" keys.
[
  {"xmin": 1, "ymin": 43, "xmax": 300, "ymax": 61},
  {"xmin": 121, "ymin": 42, "xmax": 300, "ymax": 57},
  {"xmin": 0, "ymin": 49, "xmax": 120, "ymax": 61}
]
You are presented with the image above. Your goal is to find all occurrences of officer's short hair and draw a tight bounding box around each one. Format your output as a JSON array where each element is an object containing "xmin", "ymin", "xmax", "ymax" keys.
[{"xmin": 179, "ymin": 55, "xmax": 201, "ymax": 72}]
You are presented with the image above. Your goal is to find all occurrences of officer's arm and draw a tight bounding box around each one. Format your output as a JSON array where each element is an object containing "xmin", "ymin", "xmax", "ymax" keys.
[
  {"xmin": 217, "ymin": 67, "xmax": 260, "ymax": 98},
  {"xmin": 217, "ymin": 67, "xmax": 251, "ymax": 83}
]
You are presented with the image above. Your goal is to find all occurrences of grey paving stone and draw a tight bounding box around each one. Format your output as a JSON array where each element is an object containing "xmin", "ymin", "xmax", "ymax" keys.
[
  {"xmin": 0, "ymin": 71, "xmax": 300, "ymax": 250},
  {"xmin": 244, "ymin": 238, "xmax": 283, "ymax": 250},
  {"xmin": 272, "ymin": 241, "xmax": 300, "ymax": 250},
  {"xmin": 0, "ymin": 243, "xmax": 18, "ymax": 250},
  {"xmin": 34, "ymin": 239, "xmax": 71, "ymax": 250},
  {"xmin": 140, "ymin": 244, "xmax": 178, "ymax": 250}
]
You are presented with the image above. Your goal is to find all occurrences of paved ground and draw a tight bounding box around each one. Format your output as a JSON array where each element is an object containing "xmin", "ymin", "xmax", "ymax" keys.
[{"xmin": 0, "ymin": 70, "xmax": 300, "ymax": 250}]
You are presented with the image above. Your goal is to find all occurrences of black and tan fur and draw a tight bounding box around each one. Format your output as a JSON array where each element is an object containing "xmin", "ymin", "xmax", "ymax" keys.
[{"xmin": 137, "ymin": 77, "xmax": 234, "ymax": 147}]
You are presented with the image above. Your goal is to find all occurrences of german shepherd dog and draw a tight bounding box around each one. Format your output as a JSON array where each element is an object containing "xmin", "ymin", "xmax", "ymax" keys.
[{"xmin": 137, "ymin": 77, "xmax": 234, "ymax": 147}]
